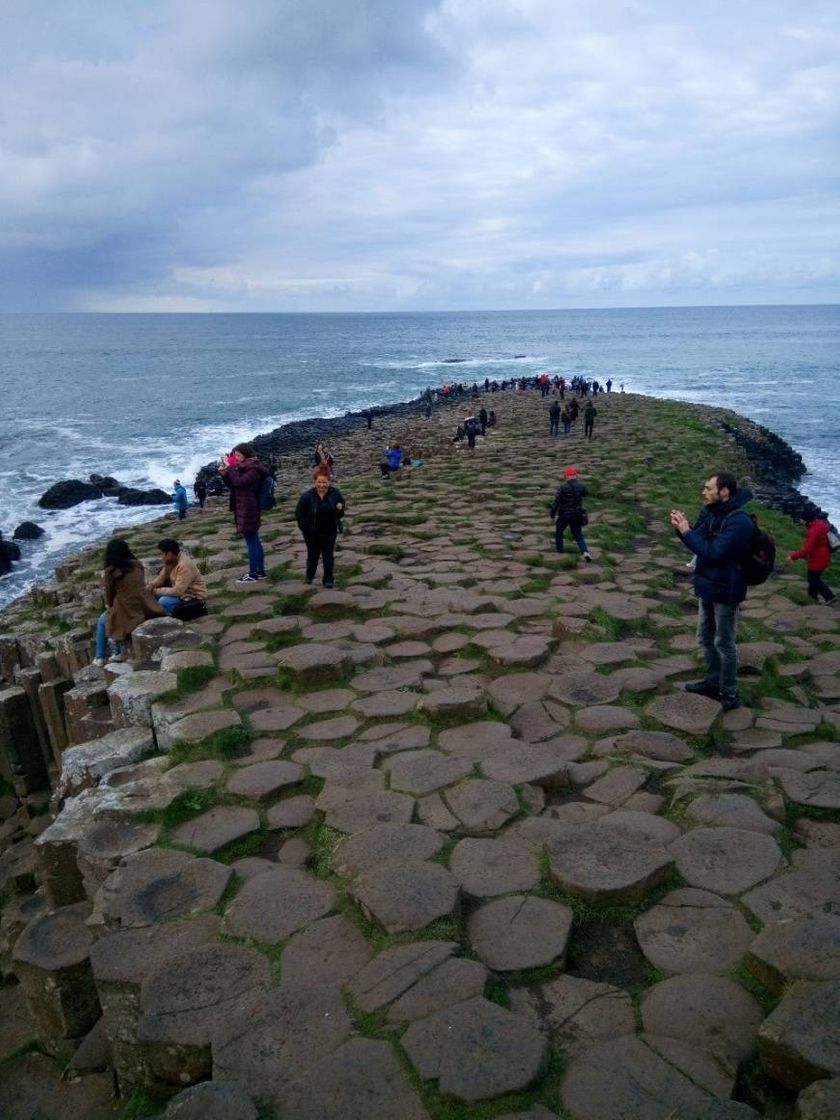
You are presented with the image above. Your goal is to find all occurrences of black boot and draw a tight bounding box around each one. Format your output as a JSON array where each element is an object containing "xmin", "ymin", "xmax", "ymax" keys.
[{"xmin": 684, "ymin": 680, "xmax": 720, "ymax": 699}]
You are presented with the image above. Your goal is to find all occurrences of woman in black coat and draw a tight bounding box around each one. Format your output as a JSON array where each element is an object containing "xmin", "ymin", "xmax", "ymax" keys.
[{"xmin": 295, "ymin": 468, "xmax": 346, "ymax": 587}]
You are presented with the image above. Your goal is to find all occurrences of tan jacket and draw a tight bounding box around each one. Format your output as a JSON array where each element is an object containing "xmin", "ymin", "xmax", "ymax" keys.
[
  {"xmin": 150, "ymin": 553, "xmax": 207, "ymax": 601},
  {"xmin": 103, "ymin": 562, "xmax": 165, "ymax": 641}
]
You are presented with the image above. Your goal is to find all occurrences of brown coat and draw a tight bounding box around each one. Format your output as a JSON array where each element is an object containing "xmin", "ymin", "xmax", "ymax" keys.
[{"xmin": 103, "ymin": 561, "xmax": 165, "ymax": 641}]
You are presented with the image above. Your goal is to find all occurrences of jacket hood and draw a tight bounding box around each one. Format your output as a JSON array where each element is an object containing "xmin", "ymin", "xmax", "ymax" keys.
[{"xmin": 709, "ymin": 488, "xmax": 753, "ymax": 515}]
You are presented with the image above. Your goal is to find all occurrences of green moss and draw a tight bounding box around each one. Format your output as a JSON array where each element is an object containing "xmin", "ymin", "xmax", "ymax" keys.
[
  {"xmin": 167, "ymin": 724, "xmax": 252, "ymax": 766},
  {"xmin": 119, "ymin": 1088, "xmax": 164, "ymax": 1119}
]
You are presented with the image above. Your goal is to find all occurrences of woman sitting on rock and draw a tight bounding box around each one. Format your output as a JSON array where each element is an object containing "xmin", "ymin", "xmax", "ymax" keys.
[
  {"xmin": 94, "ymin": 538, "xmax": 164, "ymax": 666},
  {"xmin": 295, "ymin": 466, "xmax": 346, "ymax": 588}
]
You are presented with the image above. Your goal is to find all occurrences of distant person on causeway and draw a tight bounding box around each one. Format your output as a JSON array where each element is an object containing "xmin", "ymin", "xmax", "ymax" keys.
[
  {"xmin": 172, "ymin": 479, "xmax": 188, "ymax": 520},
  {"xmin": 670, "ymin": 470, "xmax": 755, "ymax": 712},
  {"xmin": 550, "ymin": 466, "xmax": 592, "ymax": 562},
  {"xmin": 219, "ymin": 442, "xmax": 270, "ymax": 583},
  {"xmin": 549, "ymin": 399, "xmax": 561, "ymax": 437},
  {"xmin": 788, "ymin": 511, "xmax": 836, "ymax": 605},
  {"xmin": 584, "ymin": 400, "xmax": 597, "ymax": 440},
  {"xmin": 295, "ymin": 466, "xmax": 346, "ymax": 588}
]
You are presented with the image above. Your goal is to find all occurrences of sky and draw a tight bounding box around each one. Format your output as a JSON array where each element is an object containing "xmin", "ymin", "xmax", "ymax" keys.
[{"xmin": 2, "ymin": 0, "xmax": 839, "ymax": 312}]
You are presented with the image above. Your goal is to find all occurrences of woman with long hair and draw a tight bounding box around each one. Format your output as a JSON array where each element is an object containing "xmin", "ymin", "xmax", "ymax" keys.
[{"xmin": 94, "ymin": 538, "xmax": 164, "ymax": 665}]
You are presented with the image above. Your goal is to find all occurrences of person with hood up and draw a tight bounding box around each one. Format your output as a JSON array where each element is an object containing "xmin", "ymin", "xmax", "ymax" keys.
[
  {"xmin": 295, "ymin": 466, "xmax": 346, "ymax": 588},
  {"xmin": 788, "ymin": 511, "xmax": 836, "ymax": 605},
  {"xmin": 172, "ymin": 479, "xmax": 188, "ymax": 520},
  {"xmin": 670, "ymin": 470, "xmax": 755, "ymax": 712},
  {"xmin": 219, "ymin": 443, "xmax": 270, "ymax": 583}
]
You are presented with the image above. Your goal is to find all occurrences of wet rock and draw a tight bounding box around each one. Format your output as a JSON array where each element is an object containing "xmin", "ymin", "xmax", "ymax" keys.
[
  {"xmin": 116, "ymin": 486, "xmax": 171, "ymax": 505},
  {"xmin": 549, "ymin": 670, "xmax": 621, "ymax": 706},
  {"xmin": 38, "ymin": 479, "xmax": 103, "ymax": 509},
  {"xmin": 13, "ymin": 521, "xmax": 45, "ymax": 540},
  {"xmin": 758, "ymin": 980, "xmax": 840, "ymax": 1091}
]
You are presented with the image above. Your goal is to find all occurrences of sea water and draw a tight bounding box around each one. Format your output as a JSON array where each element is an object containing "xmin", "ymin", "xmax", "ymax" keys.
[{"xmin": 1, "ymin": 305, "xmax": 838, "ymax": 608}]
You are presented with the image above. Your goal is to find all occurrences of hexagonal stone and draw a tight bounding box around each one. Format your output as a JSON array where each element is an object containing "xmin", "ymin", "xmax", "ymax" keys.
[
  {"xmin": 443, "ymin": 779, "xmax": 519, "ymax": 832},
  {"xmin": 171, "ymin": 806, "xmax": 261, "ymax": 854},
  {"xmin": 266, "ymin": 795, "xmax": 315, "ymax": 830},
  {"xmin": 488, "ymin": 635, "xmax": 552, "ymax": 669},
  {"xmin": 612, "ymin": 729, "xmax": 694, "ymax": 763},
  {"xmin": 549, "ymin": 670, "xmax": 621, "ymax": 706},
  {"xmin": 450, "ymin": 838, "xmax": 539, "ymax": 898},
  {"xmin": 275, "ymin": 643, "xmax": 352, "ymax": 686},
  {"xmin": 486, "ymin": 672, "xmax": 552, "ymax": 716},
  {"xmin": 385, "ymin": 957, "xmax": 488, "ymax": 1023},
  {"xmin": 669, "ymin": 827, "xmax": 781, "ymax": 895},
  {"xmin": 351, "ymin": 860, "xmax": 460, "ymax": 934},
  {"xmin": 352, "ymin": 662, "xmax": 433, "ymax": 692},
  {"xmin": 348, "ymin": 941, "xmax": 457, "ymax": 1012},
  {"xmin": 322, "ymin": 789, "xmax": 415, "ymax": 834},
  {"xmin": 57, "ymin": 726, "xmax": 156, "ymax": 799},
  {"xmin": 468, "ymin": 895, "xmax": 573, "ymax": 971},
  {"xmin": 211, "ymin": 984, "xmax": 353, "ymax": 1101},
  {"xmin": 641, "ymin": 973, "xmax": 763, "ymax": 1077},
  {"xmin": 597, "ymin": 809, "xmax": 682, "ymax": 847},
  {"xmin": 222, "ymin": 867, "xmax": 336, "ymax": 941},
  {"xmin": 331, "ymin": 824, "xmax": 444, "ymax": 877},
  {"xmin": 777, "ymin": 769, "xmax": 840, "ymax": 811},
  {"xmin": 746, "ymin": 915, "xmax": 840, "ymax": 995},
  {"xmin": 634, "ymin": 888, "xmax": 754, "ymax": 975},
  {"xmin": 250, "ymin": 705, "xmax": 306, "ymax": 732},
  {"xmin": 97, "ymin": 848, "xmax": 232, "ymax": 929},
  {"xmin": 350, "ymin": 690, "xmax": 420, "ymax": 718},
  {"xmin": 165, "ymin": 1082, "xmax": 257, "ymax": 1120},
  {"xmin": 417, "ymin": 684, "xmax": 487, "ymax": 720},
  {"xmin": 758, "ymin": 980, "xmax": 840, "ymax": 1091},
  {"xmin": 168, "ymin": 707, "xmax": 242, "ymax": 745},
  {"xmin": 547, "ymin": 822, "xmax": 674, "ymax": 906},
  {"xmin": 480, "ymin": 740, "xmax": 578, "ymax": 786},
  {"xmin": 508, "ymin": 974, "xmax": 635, "ymax": 1055},
  {"xmin": 437, "ymin": 720, "xmax": 514, "ymax": 760},
  {"xmin": 647, "ymin": 692, "xmax": 721, "ymax": 735},
  {"xmin": 583, "ymin": 765, "xmax": 647, "ymax": 806},
  {"xmin": 297, "ymin": 714, "xmax": 361, "ymax": 741},
  {"xmin": 575, "ymin": 706, "xmax": 641, "ymax": 735},
  {"xmin": 278, "ymin": 1037, "xmax": 431, "ymax": 1120},
  {"xmin": 386, "ymin": 750, "xmax": 474, "ymax": 796},
  {"xmin": 744, "ymin": 849, "xmax": 840, "ymax": 924},
  {"xmin": 281, "ymin": 914, "xmax": 373, "ymax": 991},
  {"xmin": 226, "ymin": 760, "xmax": 304, "ymax": 801},
  {"xmin": 685, "ymin": 793, "xmax": 782, "ymax": 835},
  {"xmin": 402, "ymin": 995, "xmax": 548, "ymax": 1101},
  {"xmin": 796, "ymin": 1077, "xmax": 840, "ymax": 1120}
]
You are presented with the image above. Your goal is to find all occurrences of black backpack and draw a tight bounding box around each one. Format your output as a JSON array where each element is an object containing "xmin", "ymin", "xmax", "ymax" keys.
[
  {"xmin": 731, "ymin": 511, "xmax": 776, "ymax": 586},
  {"xmin": 259, "ymin": 474, "xmax": 277, "ymax": 511}
]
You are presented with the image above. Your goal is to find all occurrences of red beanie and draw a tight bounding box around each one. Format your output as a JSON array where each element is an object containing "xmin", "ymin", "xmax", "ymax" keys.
[{"xmin": 564, "ymin": 466, "xmax": 578, "ymax": 478}]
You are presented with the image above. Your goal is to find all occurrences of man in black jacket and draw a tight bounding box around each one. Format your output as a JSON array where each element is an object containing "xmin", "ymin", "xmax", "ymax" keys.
[
  {"xmin": 295, "ymin": 469, "xmax": 346, "ymax": 588},
  {"xmin": 670, "ymin": 471, "xmax": 754, "ymax": 712},
  {"xmin": 550, "ymin": 466, "xmax": 592, "ymax": 561}
]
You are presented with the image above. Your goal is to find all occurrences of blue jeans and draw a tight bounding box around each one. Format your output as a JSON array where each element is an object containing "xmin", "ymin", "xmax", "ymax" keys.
[
  {"xmin": 697, "ymin": 599, "xmax": 739, "ymax": 699},
  {"xmin": 96, "ymin": 611, "xmax": 123, "ymax": 659},
  {"xmin": 244, "ymin": 530, "xmax": 265, "ymax": 577},
  {"xmin": 555, "ymin": 514, "xmax": 588, "ymax": 555},
  {"xmin": 158, "ymin": 595, "xmax": 183, "ymax": 614},
  {"xmin": 563, "ymin": 421, "xmax": 571, "ymax": 435},
  {"xmin": 550, "ymin": 419, "xmax": 559, "ymax": 436}
]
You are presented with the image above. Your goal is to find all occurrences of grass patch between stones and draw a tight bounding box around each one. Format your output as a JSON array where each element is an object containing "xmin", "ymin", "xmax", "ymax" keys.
[{"xmin": 166, "ymin": 724, "xmax": 252, "ymax": 766}]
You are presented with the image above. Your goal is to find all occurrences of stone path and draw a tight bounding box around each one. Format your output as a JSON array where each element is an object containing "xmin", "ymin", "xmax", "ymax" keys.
[{"xmin": 1, "ymin": 388, "xmax": 839, "ymax": 1119}]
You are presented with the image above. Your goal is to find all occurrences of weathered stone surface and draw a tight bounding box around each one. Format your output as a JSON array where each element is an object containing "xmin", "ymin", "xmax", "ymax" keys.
[
  {"xmin": 509, "ymin": 974, "xmax": 635, "ymax": 1055},
  {"xmin": 297, "ymin": 714, "xmax": 361, "ymax": 740},
  {"xmin": 352, "ymin": 860, "xmax": 460, "ymax": 933},
  {"xmin": 348, "ymin": 940, "xmax": 456, "ymax": 1012},
  {"xmin": 402, "ymin": 995, "xmax": 549, "ymax": 1101},
  {"xmin": 168, "ymin": 707, "xmax": 242, "ymax": 746},
  {"xmin": 597, "ymin": 809, "xmax": 682, "ymax": 847},
  {"xmin": 138, "ymin": 943, "xmax": 270, "ymax": 1086},
  {"xmin": 226, "ymin": 760, "xmax": 304, "ymax": 801},
  {"xmin": 387, "ymin": 749, "xmax": 473, "ymax": 795},
  {"xmin": 386, "ymin": 957, "xmax": 488, "ymax": 1022},
  {"xmin": 266, "ymin": 794, "xmax": 316, "ymax": 829},
  {"xmin": 468, "ymin": 894, "xmax": 573, "ymax": 971},
  {"xmin": 12, "ymin": 902, "xmax": 101, "ymax": 1047},
  {"xmin": 575, "ymin": 705, "xmax": 641, "ymax": 734},
  {"xmin": 322, "ymin": 789, "xmax": 415, "ymax": 834},
  {"xmin": 281, "ymin": 914, "xmax": 373, "ymax": 991},
  {"xmin": 796, "ymin": 1077, "xmax": 840, "ymax": 1120},
  {"xmin": 634, "ymin": 888, "xmax": 754, "ymax": 975},
  {"xmin": 96, "ymin": 848, "xmax": 232, "ymax": 929},
  {"xmin": 670, "ymin": 826, "xmax": 781, "ymax": 895},
  {"xmin": 0, "ymin": 1051, "xmax": 119, "ymax": 1120},
  {"xmin": 685, "ymin": 793, "xmax": 782, "ymax": 835},
  {"xmin": 547, "ymin": 821, "xmax": 674, "ymax": 906},
  {"xmin": 351, "ymin": 661, "xmax": 433, "ymax": 692},
  {"xmin": 486, "ymin": 672, "xmax": 551, "ymax": 716},
  {"xmin": 487, "ymin": 635, "xmax": 551, "ymax": 669},
  {"xmin": 222, "ymin": 867, "xmax": 336, "ymax": 941},
  {"xmin": 746, "ymin": 914, "xmax": 840, "ymax": 995},
  {"xmin": 108, "ymin": 671, "xmax": 178, "ymax": 728},
  {"xmin": 417, "ymin": 683, "xmax": 487, "ymax": 720},
  {"xmin": 436, "ymin": 719, "xmax": 514, "ymax": 760},
  {"xmin": 641, "ymin": 973, "xmax": 763, "ymax": 1076},
  {"xmin": 583, "ymin": 765, "xmax": 647, "ymax": 806},
  {"xmin": 57, "ymin": 726, "xmax": 155, "ymax": 799},
  {"xmin": 249, "ymin": 705, "xmax": 306, "ymax": 732},
  {"xmin": 76, "ymin": 817, "xmax": 161, "ymax": 892},
  {"xmin": 549, "ymin": 670, "xmax": 621, "ymax": 706},
  {"xmin": 777, "ymin": 769, "xmax": 840, "ymax": 811},
  {"xmin": 758, "ymin": 980, "xmax": 840, "ymax": 1091},
  {"xmin": 450, "ymin": 837, "xmax": 539, "ymax": 897},
  {"xmin": 171, "ymin": 805, "xmax": 261, "ymax": 854},
  {"xmin": 647, "ymin": 691, "xmax": 721, "ymax": 734},
  {"xmin": 275, "ymin": 643, "xmax": 352, "ymax": 686},
  {"xmin": 277, "ymin": 1037, "xmax": 431, "ymax": 1120},
  {"xmin": 510, "ymin": 698, "xmax": 571, "ymax": 742},
  {"xmin": 211, "ymin": 983, "xmax": 353, "ymax": 1101},
  {"xmin": 165, "ymin": 1082, "xmax": 258, "ymax": 1120},
  {"xmin": 744, "ymin": 850, "xmax": 840, "ymax": 925},
  {"xmin": 443, "ymin": 779, "xmax": 519, "ymax": 832},
  {"xmin": 612, "ymin": 728, "xmax": 694, "ymax": 763},
  {"xmin": 330, "ymin": 823, "xmax": 443, "ymax": 877},
  {"xmin": 480, "ymin": 739, "xmax": 579, "ymax": 785}
]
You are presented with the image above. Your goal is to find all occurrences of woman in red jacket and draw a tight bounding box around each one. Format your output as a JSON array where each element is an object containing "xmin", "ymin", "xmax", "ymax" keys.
[{"xmin": 788, "ymin": 512, "xmax": 836, "ymax": 605}]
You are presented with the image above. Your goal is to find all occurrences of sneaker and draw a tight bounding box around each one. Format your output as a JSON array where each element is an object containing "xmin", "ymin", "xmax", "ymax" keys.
[
  {"xmin": 583, "ymin": 551, "xmax": 593, "ymax": 562},
  {"xmin": 255, "ymin": 573, "xmax": 267, "ymax": 580},
  {"xmin": 236, "ymin": 574, "xmax": 259, "ymax": 583},
  {"xmin": 720, "ymin": 694, "xmax": 741, "ymax": 713},
  {"xmin": 826, "ymin": 597, "xmax": 837, "ymax": 606},
  {"xmin": 305, "ymin": 577, "xmax": 314, "ymax": 585},
  {"xmin": 109, "ymin": 652, "xmax": 128, "ymax": 664},
  {"xmin": 685, "ymin": 680, "xmax": 720, "ymax": 699},
  {"xmin": 92, "ymin": 657, "xmax": 106, "ymax": 668},
  {"xmin": 323, "ymin": 581, "xmax": 335, "ymax": 589}
]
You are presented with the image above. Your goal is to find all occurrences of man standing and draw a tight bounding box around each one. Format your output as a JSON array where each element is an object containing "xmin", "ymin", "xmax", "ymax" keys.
[
  {"xmin": 669, "ymin": 471, "xmax": 754, "ymax": 712},
  {"xmin": 479, "ymin": 405, "xmax": 488, "ymax": 437},
  {"xmin": 172, "ymin": 480, "xmax": 188, "ymax": 520},
  {"xmin": 549, "ymin": 399, "xmax": 561, "ymax": 437},
  {"xmin": 583, "ymin": 400, "xmax": 597, "ymax": 440}
]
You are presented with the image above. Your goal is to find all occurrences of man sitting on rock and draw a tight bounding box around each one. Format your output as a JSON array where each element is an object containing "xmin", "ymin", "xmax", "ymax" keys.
[{"xmin": 148, "ymin": 538, "xmax": 207, "ymax": 618}]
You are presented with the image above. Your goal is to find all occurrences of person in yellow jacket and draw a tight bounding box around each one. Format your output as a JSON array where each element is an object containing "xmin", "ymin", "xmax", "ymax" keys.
[{"xmin": 148, "ymin": 538, "xmax": 207, "ymax": 614}]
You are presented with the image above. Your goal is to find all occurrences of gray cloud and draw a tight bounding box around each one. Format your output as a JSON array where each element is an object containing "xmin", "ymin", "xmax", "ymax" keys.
[{"xmin": 1, "ymin": 0, "xmax": 838, "ymax": 309}]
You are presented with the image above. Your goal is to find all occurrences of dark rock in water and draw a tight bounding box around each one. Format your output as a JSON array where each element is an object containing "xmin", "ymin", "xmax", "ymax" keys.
[
  {"xmin": 89, "ymin": 473, "xmax": 121, "ymax": 491},
  {"xmin": 0, "ymin": 533, "xmax": 22, "ymax": 575},
  {"xmin": 443, "ymin": 357, "xmax": 468, "ymax": 364},
  {"xmin": 38, "ymin": 479, "xmax": 103, "ymax": 509},
  {"xmin": 116, "ymin": 487, "xmax": 170, "ymax": 506},
  {"xmin": 13, "ymin": 521, "xmax": 45, "ymax": 541}
]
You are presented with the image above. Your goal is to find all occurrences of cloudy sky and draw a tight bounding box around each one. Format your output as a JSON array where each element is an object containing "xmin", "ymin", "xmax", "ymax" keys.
[{"xmin": 2, "ymin": 0, "xmax": 838, "ymax": 311}]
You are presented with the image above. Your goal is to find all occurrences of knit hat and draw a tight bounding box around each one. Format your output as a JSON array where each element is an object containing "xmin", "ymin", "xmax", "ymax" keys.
[{"xmin": 564, "ymin": 466, "xmax": 578, "ymax": 478}]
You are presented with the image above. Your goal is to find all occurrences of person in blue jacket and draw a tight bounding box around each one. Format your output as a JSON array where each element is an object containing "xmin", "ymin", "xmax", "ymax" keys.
[
  {"xmin": 670, "ymin": 470, "xmax": 754, "ymax": 712},
  {"xmin": 172, "ymin": 479, "xmax": 188, "ymax": 520}
]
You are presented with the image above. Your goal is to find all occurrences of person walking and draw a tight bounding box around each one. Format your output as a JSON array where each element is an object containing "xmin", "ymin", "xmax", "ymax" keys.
[
  {"xmin": 788, "ymin": 511, "xmax": 836, "ymax": 605},
  {"xmin": 670, "ymin": 471, "xmax": 755, "ymax": 712},
  {"xmin": 219, "ymin": 443, "xmax": 270, "ymax": 583},
  {"xmin": 295, "ymin": 467, "xmax": 346, "ymax": 588},
  {"xmin": 561, "ymin": 404, "xmax": 572, "ymax": 436},
  {"xmin": 550, "ymin": 466, "xmax": 592, "ymax": 562},
  {"xmin": 93, "ymin": 538, "xmax": 164, "ymax": 665},
  {"xmin": 549, "ymin": 400, "xmax": 561, "ymax": 437},
  {"xmin": 479, "ymin": 406, "xmax": 488, "ymax": 436},
  {"xmin": 584, "ymin": 400, "xmax": 597, "ymax": 440},
  {"xmin": 194, "ymin": 476, "xmax": 207, "ymax": 509},
  {"xmin": 172, "ymin": 479, "xmax": 188, "ymax": 520}
]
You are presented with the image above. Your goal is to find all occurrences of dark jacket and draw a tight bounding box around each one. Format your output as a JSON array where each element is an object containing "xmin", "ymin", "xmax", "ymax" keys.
[
  {"xmin": 295, "ymin": 486, "xmax": 346, "ymax": 538},
  {"xmin": 550, "ymin": 479, "xmax": 586, "ymax": 518},
  {"xmin": 680, "ymin": 489, "xmax": 755, "ymax": 605},
  {"xmin": 224, "ymin": 459, "xmax": 269, "ymax": 534}
]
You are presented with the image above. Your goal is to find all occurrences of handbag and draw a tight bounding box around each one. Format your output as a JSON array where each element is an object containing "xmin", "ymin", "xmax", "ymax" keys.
[{"xmin": 580, "ymin": 509, "xmax": 589, "ymax": 526}]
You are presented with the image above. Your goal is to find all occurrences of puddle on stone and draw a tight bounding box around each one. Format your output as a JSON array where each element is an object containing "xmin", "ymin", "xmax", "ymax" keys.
[{"xmin": 566, "ymin": 921, "xmax": 652, "ymax": 993}]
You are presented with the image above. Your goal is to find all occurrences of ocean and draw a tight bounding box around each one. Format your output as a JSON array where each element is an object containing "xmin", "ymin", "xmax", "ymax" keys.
[{"xmin": 1, "ymin": 306, "xmax": 838, "ymax": 609}]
